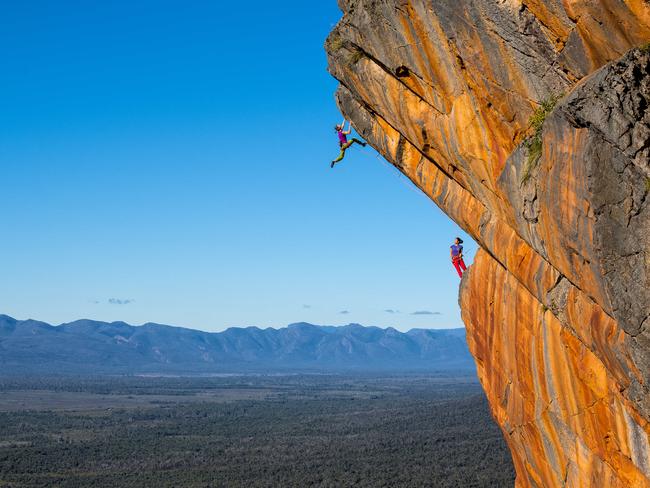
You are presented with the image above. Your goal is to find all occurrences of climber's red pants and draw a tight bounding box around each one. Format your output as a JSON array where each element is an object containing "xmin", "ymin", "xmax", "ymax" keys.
[{"xmin": 452, "ymin": 257, "xmax": 466, "ymax": 278}]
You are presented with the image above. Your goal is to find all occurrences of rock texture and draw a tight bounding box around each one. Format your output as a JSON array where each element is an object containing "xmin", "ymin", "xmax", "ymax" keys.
[{"xmin": 326, "ymin": 1, "xmax": 650, "ymax": 486}]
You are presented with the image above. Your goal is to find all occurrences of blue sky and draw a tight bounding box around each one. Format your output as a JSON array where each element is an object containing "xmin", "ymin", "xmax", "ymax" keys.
[{"xmin": 1, "ymin": 1, "xmax": 476, "ymax": 332}]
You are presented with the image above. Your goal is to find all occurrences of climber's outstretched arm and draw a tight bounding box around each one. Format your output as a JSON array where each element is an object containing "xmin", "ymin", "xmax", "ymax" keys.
[{"xmin": 343, "ymin": 120, "xmax": 352, "ymax": 135}]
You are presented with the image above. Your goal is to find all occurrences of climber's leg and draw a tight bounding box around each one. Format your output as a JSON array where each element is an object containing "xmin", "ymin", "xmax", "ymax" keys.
[
  {"xmin": 458, "ymin": 258, "xmax": 467, "ymax": 273},
  {"xmin": 331, "ymin": 148, "xmax": 346, "ymax": 167},
  {"xmin": 452, "ymin": 259, "xmax": 463, "ymax": 278},
  {"xmin": 350, "ymin": 138, "xmax": 367, "ymax": 147},
  {"xmin": 331, "ymin": 142, "xmax": 353, "ymax": 167}
]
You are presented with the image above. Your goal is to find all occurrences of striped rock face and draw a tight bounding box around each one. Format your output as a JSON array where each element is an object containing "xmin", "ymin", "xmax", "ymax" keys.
[{"xmin": 326, "ymin": 1, "xmax": 650, "ymax": 486}]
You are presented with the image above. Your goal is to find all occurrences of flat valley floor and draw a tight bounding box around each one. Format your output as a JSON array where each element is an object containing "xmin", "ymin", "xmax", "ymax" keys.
[{"xmin": 0, "ymin": 374, "xmax": 515, "ymax": 487}]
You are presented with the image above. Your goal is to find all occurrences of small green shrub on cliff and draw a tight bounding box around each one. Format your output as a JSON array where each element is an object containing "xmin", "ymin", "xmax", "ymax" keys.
[
  {"xmin": 521, "ymin": 94, "xmax": 562, "ymax": 184},
  {"xmin": 645, "ymin": 177, "xmax": 650, "ymax": 192},
  {"xmin": 640, "ymin": 42, "xmax": 650, "ymax": 53},
  {"xmin": 348, "ymin": 47, "xmax": 365, "ymax": 66},
  {"xmin": 529, "ymin": 95, "xmax": 561, "ymax": 134},
  {"xmin": 330, "ymin": 35, "xmax": 344, "ymax": 52}
]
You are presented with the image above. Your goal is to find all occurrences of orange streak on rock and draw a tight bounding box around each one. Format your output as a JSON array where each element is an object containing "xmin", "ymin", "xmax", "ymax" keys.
[{"xmin": 462, "ymin": 251, "xmax": 650, "ymax": 487}]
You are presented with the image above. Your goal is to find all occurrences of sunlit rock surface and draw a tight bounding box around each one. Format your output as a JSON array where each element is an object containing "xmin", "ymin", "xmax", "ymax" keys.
[{"xmin": 326, "ymin": 1, "xmax": 650, "ymax": 486}]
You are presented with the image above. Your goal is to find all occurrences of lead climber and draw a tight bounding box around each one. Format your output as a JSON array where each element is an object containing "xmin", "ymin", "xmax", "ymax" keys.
[
  {"xmin": 331, "ymin": 119, "xmax": 366, "ymax": 168},
  {"xmin": 451, "ymin": 237, "xmax": 467, "ymax": 278}
]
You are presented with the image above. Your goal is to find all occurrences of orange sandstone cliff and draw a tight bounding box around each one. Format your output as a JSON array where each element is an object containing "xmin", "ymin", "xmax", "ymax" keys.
[{"xmin": 326, "ymin": 1, "xmax": 650, "ymax": 486}]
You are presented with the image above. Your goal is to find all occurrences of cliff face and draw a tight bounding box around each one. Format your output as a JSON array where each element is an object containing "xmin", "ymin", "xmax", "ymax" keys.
[{"xmin": 326, "ymin": 1, "xmax": 650, "ymax": 486}]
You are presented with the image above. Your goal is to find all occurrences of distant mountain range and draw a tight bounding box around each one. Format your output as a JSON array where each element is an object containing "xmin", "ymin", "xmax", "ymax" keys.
[{"xmin": 0, "ymin": 315, "xmax": 475, "ymax": 374}]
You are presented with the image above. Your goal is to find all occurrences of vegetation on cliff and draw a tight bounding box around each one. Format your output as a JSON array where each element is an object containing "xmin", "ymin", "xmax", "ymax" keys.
[{"xmin": 521, "ymin": 94, "xmax": 562, "ymax": 184}]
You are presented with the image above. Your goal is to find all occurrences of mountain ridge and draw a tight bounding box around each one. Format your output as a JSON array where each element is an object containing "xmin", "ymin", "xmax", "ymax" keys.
[{"xmin": 0, "ymin": 314, "xmax": 474, "ymax": 375}]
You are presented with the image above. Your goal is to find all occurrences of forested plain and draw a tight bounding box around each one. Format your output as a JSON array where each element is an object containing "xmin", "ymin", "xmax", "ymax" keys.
[{"xmin": 0, "ymin": 374, "xmax": 515, "ymax": 487}]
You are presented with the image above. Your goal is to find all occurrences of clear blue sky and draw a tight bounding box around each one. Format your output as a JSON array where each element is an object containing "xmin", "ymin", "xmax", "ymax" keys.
[{"xmin": 1, "ymin": 1, "xmax": 476, "ymax": 332}]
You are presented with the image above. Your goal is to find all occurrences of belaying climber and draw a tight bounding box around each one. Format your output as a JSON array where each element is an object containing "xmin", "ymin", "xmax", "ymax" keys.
[
  {"xmin": 331, "ymin": 119, "xmax": 366, "ymax": 168},
  {"xmin": 451, "ymin": 237, "xmax": 467, "ymax": 278}
]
